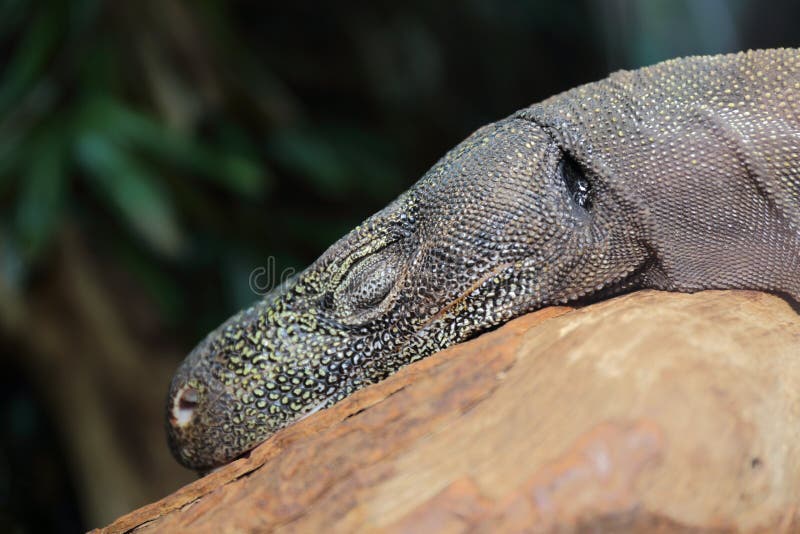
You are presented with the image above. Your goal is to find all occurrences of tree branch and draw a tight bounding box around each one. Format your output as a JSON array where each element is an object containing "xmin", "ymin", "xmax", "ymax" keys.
[{"xmin": 96, "ymin": 291, "xmax": 800, "ymax": 533}]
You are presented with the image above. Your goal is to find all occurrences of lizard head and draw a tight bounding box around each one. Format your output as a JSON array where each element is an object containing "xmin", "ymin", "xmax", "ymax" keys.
[{"xmin": 167, "ymin": 116, "xmax": 648, "ymax": 470}]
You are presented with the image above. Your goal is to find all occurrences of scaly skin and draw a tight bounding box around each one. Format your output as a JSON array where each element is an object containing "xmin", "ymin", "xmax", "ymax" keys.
[{"xmin": 167, "ymin": 49, "xmax": 800, "ymax": 471}]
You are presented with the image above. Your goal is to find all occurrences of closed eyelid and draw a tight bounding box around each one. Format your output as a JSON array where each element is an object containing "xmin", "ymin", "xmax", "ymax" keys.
[
  {"xmin": 325, "ymin": 245, "xmax": 406, "ymax": 326},
  {"xmin": 340, "ymin": 254, "xmax": 398, "ymax": 307},
  {"xmin": 326, "ymin": 235, "xmax": 398, "ymax": 288}
]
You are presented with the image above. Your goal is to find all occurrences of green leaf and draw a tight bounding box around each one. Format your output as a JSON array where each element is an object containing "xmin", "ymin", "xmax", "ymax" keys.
[
  {"xmin": 0, "ymin": 4, "xmax": 62, "ymax": 116},
  {"xmin": 82, "ymin": 97, "xmax": 269, "ymax": 197},
  {"xmin": 76, "ymin": 132, "xmax": 184, "ymax": 257},
  {"xmin": 14, "ymin": 127, "xmax": 68, "ymax": 260}
]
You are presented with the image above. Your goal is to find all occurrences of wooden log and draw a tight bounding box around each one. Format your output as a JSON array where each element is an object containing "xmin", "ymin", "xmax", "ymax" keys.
[{"xmin": 95, "ymin": 290, "xmax": 800, "ymax": 533}]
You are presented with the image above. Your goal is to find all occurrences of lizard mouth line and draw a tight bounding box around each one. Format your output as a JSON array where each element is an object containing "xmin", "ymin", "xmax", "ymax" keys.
[{"xmin": 416, "ymin": 261, "xmax": 515, "ymax": 333}]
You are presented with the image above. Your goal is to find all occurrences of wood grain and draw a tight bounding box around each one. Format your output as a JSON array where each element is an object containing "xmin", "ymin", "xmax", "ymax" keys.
[{"xmin": 95, "ymin": 290, "xmax": 800, "ymax": 533}]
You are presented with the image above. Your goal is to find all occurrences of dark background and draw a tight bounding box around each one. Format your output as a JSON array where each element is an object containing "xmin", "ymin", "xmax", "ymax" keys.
[{"xmin": 0, "ymin": 0, "xmax": 797, "ymax": 531}]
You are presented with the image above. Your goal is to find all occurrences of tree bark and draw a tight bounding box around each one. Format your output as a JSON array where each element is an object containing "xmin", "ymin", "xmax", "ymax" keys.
[{"xmin": 95, "ymin": 290, "xmax": 800, "ymax": 533}]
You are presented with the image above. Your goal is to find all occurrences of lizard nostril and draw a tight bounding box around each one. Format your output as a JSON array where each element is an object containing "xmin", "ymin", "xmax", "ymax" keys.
[{"xmin": 170, "ymin": 385, "xmax": 199, "ymax": 428}]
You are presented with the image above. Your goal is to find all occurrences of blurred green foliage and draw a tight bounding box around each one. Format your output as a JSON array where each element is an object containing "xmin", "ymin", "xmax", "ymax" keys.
[{"xmin": 0, "ymin": 0, "xmax": 419, "ymax": 336}]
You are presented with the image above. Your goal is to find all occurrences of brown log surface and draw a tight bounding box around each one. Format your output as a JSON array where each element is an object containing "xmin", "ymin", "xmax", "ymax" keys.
[{"xmin": 95, "ymin": 290, "xmax": 800, "ymax": 533}]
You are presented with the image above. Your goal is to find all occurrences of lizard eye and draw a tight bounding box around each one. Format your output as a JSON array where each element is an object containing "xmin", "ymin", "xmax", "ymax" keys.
[
  {"xmin": 347, "ymin": 260, "xmax": 396, "ymax": 309},
  {"xmin": 332, "ymin": 250, "xmax": 400, "ymax": 318},
  {"xmin": 559, "ymin": 153, "xmax": 593, "ymax": 210}
]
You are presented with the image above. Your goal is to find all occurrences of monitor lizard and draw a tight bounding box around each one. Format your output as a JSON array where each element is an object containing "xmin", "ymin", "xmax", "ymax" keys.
[{"xmin": 167, "ymin": 48, "xmax": 799, "ymax": 471}]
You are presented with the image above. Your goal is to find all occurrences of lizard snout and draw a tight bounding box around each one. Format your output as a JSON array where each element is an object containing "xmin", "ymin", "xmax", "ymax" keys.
[
  {"xmin": 168, "ymin": 383, "xmax": 199, "ymax": 428},
  {"xmin": 165, "ymin": 366, "xmax": 240, "ymax": 470}
]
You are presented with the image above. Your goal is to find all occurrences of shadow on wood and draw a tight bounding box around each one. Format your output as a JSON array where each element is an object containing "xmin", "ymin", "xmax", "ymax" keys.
[{"xmin": 95, "ymin": 290, "xmax": 800, "ymax": 533}]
